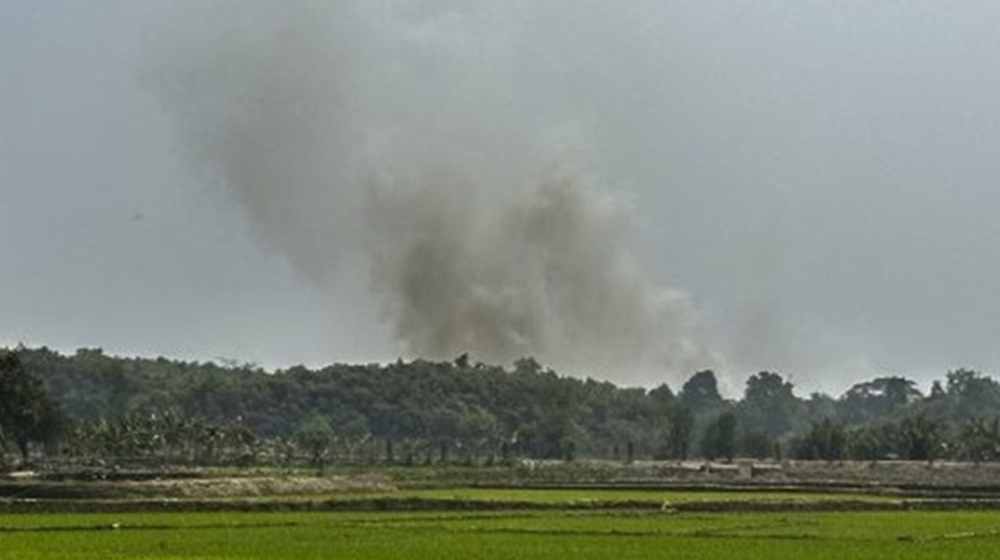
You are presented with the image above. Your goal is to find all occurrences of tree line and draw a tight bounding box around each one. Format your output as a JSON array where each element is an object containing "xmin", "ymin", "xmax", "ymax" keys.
[{"xmin": 3, "ymin": 346, "xmax": 1000, "ymax": 467}]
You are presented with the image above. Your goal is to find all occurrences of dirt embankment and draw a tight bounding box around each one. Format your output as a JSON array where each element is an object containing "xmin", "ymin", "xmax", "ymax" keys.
[
  {"xmin": 507, "ymin": 459, "xmax": 1000, "ymax": 493},
  {"xmin": 0, "ymin": 474, "xmax": 394, "ymax": 501},
  {"xmin": 121, "ymin": 475, "xmax": 395, "ymax": 498},
  {"xmin": 8, "ymin": 460, "xmax": 1000, "ymax": 514}
]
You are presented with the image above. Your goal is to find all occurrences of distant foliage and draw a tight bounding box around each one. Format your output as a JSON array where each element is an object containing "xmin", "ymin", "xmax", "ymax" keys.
[
  {"xmin": 8, "ymin": 346, "xmax": 1000, "ymax": 465},
  {"xmin": 792, "ymin": 419, "xmax": 846, "ymax": 461},
  {"xmin": 0, "ymin": 350, "xmax": 63, "ymax": 461},
  {"xmin": 701, "ymin": 411, "xmax": 737, "ymax": 462}
]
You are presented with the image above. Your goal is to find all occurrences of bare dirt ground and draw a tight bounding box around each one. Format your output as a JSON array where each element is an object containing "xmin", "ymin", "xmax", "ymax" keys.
[
  {"xmin": 0, "ymin": 472, "xmax": 394, "ymax": 501},
  {"xmin": 119, "ymin": 475, "xmax": 396, "ymax": 498}
]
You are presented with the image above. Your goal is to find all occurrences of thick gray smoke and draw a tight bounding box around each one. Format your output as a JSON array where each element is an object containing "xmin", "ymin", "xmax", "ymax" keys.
[{"xmin": 148, "ymin": 1, "xmax": 718, "ymax": 382}]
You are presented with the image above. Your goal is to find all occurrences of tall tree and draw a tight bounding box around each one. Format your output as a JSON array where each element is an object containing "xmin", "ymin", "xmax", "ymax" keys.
[
  {"xmin": 890, "ymin": 414, "xmax": 942, "ymax": 462},
  {"xmin": 663, "ymin": 403, "xmax": 694, "ymax": 460},
  {"xmin": 294, "ymin": 413, "xmax": 336, "ymax": 468},
  {"xmin": 958, "ymin": 417, "xmax": 1000, "ymax": 463},
  {"xmin": 740, "ymin": 371, "xmax": 799, "ymax": 438},
  {"xmin": 795, "ymin": 418, "xmax": 847, "ymax": 461},
  {"xmin": 840, "ymin": 376, "xmax": 921, "ymax": 423},
  {"xmin": 945, "ymin": 369, "xmax": 1000, "ymax": 419},
  {"xmin": 680, "ymin": 370, "xmax": 724, "ymax": 414},
  {"xmin": 701, "ymin": 411, "xmax": 737, "ymax": 462},
  {"xmin": 0, "ymin": 351, "xmax": 62, "ymax": 461}
]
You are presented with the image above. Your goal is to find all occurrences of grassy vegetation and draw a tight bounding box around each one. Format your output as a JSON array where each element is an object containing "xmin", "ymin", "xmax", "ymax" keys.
[
  {"xmin": 324, "ymin": 486, "xmax": 899, "ymax": 505},
  {"xmin": 3, "ymin": 506, "xmax": 1000, "ymax": 559}
]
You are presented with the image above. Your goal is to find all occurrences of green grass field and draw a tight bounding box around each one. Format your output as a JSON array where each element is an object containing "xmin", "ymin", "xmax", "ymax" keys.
[
  {"xmin": 357, "ymin": 486, "xmax": 899, "ymax": 504},
  {"xmin": 3, "ymin": 505, "xmax": 1000, "ymax": 559}
]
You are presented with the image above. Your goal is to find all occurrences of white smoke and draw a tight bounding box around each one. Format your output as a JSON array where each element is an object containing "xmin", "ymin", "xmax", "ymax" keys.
[{"xmin": 147, "ymin": 0, "xmax": 719, "ymax": 383}]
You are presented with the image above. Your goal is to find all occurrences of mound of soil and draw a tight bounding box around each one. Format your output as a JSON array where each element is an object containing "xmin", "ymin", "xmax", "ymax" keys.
[
  {"xmin": 0, "ymin": 474, "xmax": 394, "ymax": 500},
  {"xmin": 122, "ymin": 475, "xmax": 396, "ymax": 498}
]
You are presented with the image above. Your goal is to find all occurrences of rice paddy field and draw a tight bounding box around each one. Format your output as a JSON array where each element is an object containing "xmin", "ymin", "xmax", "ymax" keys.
[{"xmin": 2, "ymin": 488, "xmax": 1000, "ymax": 559}]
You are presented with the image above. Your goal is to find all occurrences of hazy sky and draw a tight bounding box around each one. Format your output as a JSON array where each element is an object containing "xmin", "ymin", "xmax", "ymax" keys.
[{"xmin": 3, "ymin": 1, "xmax": 1000, "ymax": 395}]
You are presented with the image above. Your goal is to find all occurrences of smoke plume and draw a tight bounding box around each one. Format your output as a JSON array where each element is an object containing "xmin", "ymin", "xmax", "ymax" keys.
[{"xmin": 148, "ymin": 1, "xmax": 718, "ymax": 383}]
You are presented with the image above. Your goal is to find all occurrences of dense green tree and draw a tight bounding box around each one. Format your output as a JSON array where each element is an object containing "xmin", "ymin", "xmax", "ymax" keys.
[
  {"xmin": 958, "ymin": 417, "xmax": 1000, "ymax": 463},
  {"xmin": 845, "ymin": 426, "xmax": 884, "ymax": 461},
  {"xmin": 15, "ymin": 345, "xmax": 1000, "ymax": 465},
  {"xmin": 890, "ymin": 414, "xmax": 942, "ymax": 462},
  {"xmin": 294, "ymin": 413, "xmax": 336, "ymax": 468},
  {"xmin": 840, "ymin": 376, "xmax": 921, "ymax": 424},
  {"xmin": 0, "ymin": 351, "xmax": 63, "ymax": 461},
  {"xmin": 663, "ymin": 403, "xmax": 694, "ymax": 460},
  {"xmin": 701, "ymin": 411, "xmax": 737, "ymax": 462},
  {"xmin": 794, "ymin": 418, "xmax": 847, "ymax": 461},
  {"xmin": 738, "ymin": 430, "xmax": 773, "ymax": 460},
  {"xmin": 945, "ymin": 369, "xmax": 1000, "ymax": 419},
  {"xmin": 679, "ymin": 370, "xmax": 724, "ymax": 414},
  {"xmin": 802, "ymin": 392, "xmax": 837, "ymax": 425},
  {"xmin": 740, "ymin": 372, "xmax": 800, "ymax": 438}
]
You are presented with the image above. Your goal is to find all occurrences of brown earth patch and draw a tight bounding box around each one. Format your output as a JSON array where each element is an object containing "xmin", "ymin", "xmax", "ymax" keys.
[{"xmin": 120, "ymin": 475, "xmax": 395, "ymax": 498}]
